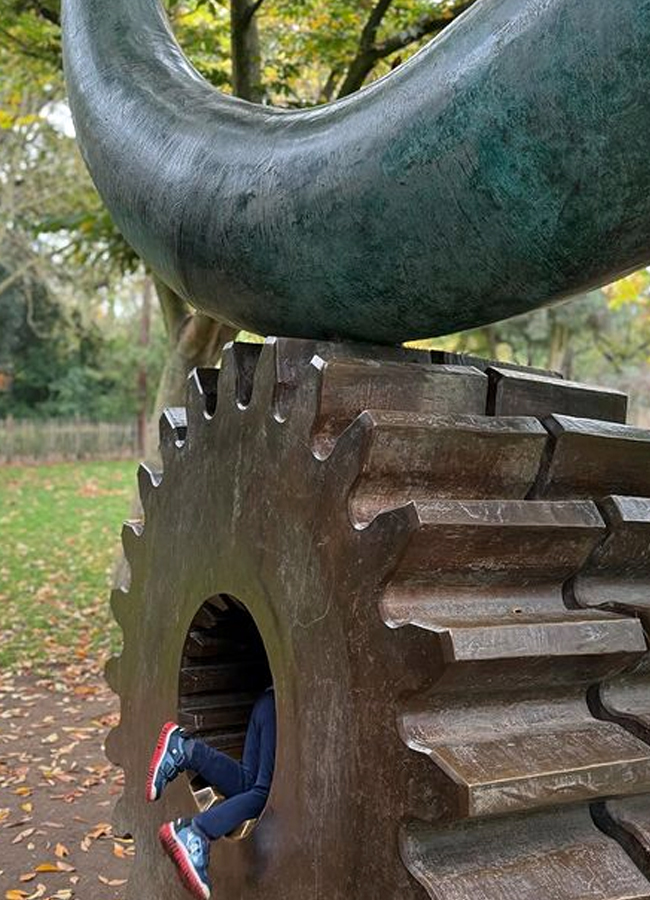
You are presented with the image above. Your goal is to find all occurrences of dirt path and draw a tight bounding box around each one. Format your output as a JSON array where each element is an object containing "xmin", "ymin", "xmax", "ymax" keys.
[{"xmin": 0, "ymin": 668, "xmax": 133, "ymax": 900}]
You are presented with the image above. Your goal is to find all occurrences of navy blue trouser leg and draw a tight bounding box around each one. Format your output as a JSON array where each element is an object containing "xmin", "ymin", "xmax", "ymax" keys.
[
  {"xmin": 193, "ymin": 785, "xmax": 270, "ymax": 840},
  {"xmin": 184, "ymin": 739, "xmax": 246, "ymax": 797},
  {"xmin": 188, "ymin": 690, "xmax": 276, "ymax": 841}
]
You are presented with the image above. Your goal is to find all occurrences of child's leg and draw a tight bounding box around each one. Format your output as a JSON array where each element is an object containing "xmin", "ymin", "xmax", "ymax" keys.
[
  {"xmin": 193, "ymin": 784, "xmax": 269, "ymax": 840},
  {"xmin": 184, "ymin": 738, "xmax": 246, "ymax": 798}
]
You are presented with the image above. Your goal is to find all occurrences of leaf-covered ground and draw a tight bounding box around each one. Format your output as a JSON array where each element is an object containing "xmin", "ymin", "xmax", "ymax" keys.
[
  {"xmin": 0, "ymin": 461, "xmax": 138, "ymax": 899},
  {"xmin": 0, "ymin": 673, "xmax": 132, "ymax": 900}
]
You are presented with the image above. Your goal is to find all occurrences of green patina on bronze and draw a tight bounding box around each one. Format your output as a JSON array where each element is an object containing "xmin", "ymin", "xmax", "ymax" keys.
[{"xmin": 62, "ymin": 0, "xmax": 650, "ymax": 343}]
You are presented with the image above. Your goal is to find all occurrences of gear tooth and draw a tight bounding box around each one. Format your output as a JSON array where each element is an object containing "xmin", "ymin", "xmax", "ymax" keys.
[
  {"xmin": 215, "ymin": 341, "xmax": 238, "ymax": 412},
  {"xmin": 364, "ymin": 499, "xmax": 421, "ymax": 548},
  {"xmin": 345, "ymin": 412, "xmax": 548, "ymax": 527},
  {"xmin": 382, "ymin": 499, "xmax": 605, "ymax": 619},
  {"xmin": 137, "ymin": 462, "xmax": 161, "ymax": 511},
  {"xmin": 120, "ymin": 521, "xmax": 143, "ymax": 578},
  {"xmin": 230, "ymin": 335, "xmax": 344, "ymax": 423},
  {"xmin": 572, "ymin": 495, "xmax": 650, "ymax": 614},
  {"xmin": 158, "ymin": 406, "xmax": 187, "ymax": 468},
  {"xmin": 105, "ymin": 720, "xmax": 124, "ymax": 766},
  {"xmin": 263, "ymin": 336, "xmax": 324, "ymax": 420},
  {"xmin": 246, "ymin": 337, "xmax": 282, "ymax": 414},
  {"xmin": 326, "ymin": 409, "xmax": 421, "ymax": 539},
  {"xmin": 316, "ymin": 409, "xmax": 376, "ymax": 509},
  {"xmin": 531, "ymin": 416, "xmax": 650, "ymax": 500},
  {"xmin": 309, "ymin": 357, "xmax": 487, "ymax": 455},
  {"xmin": 110, "ymin": 586, "xmax": 131, "ymax": 628},
  {"xmin": 186, "ymin": 366, "xmax": 220, "ymax": 419},
  {"xmin": 111, "ymin": 795, "xmax": 132, "ymax": 840},
  {"xmin": 281, "ymin": 340, "xmax": 416, "ymax": 423},
  {"xmin": 105, "ymin": 654, "xmax": 123, "ymax": 693},
  {"xmin": 485, "ymin": 365, "xmax": 628, "ymax": 422},
  {"xmin": 401, "ymin": 808, "xmax": 650, "ymax": 900},
  {"xmin": 573, "ymin": 496, "xmax": 650, "ymax": 742},
  {"xmin": 242, "ymin": 337, "xmax": 325, "ymax": 425},
  {"xmin": 258, "ymin": 350, "xmax": 328, "ymax": 438},
  {"xmin": 232, "ymin": 341, "xmax": 263, "ymax": 406},
  {"xmin": 217, "ymin": 340, "xmax": 263, "ymax": 411}
]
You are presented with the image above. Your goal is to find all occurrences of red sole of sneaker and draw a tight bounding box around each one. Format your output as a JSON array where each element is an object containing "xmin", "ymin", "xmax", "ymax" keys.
[
  {"xmin": 145, "ymin": 721, "xmax": 178, "ymax": 802},
  {"xmin": 159, "ymin": 822, "xmax": 210, "ymax": 900}
]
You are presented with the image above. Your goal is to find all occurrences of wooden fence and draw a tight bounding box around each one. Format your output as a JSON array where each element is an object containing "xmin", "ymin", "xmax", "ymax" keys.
[{"xmin": 0, "ymin": 418, "xmax": 140, "ymax": 463}]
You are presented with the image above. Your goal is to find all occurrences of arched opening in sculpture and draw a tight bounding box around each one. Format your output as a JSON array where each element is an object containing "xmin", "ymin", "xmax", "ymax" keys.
[{"xmin": 177, "ymin": 593, "xmax": 273, "ymax": 838}]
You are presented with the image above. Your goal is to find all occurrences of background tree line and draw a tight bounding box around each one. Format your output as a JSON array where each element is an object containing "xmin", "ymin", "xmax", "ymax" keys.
[{"xmin": 1, "ymin": 0, "xmax": 650, "ymax": 438}]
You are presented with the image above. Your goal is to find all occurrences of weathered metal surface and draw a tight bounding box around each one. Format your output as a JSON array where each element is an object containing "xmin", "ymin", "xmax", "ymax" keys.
[
  {"xmin": 62, "ymin": 0, "xmax": 650, "ymax": 343},
  {"xmin": 402, "ymin": 808, "xmax": 650, "ymax": 900},
  {"xmin": 106, "ymin": 338, "xmax": 650, "ymax": 899},
  {"xmin": 430, "ymin": 351, "xmax": 561, "ymax": 379},
  {"xmin": 571, "ymin": 496, "xmax": 650, "ymax": 882},
  {"xmin": 531, "ymin": 416, "xmax": 650, "ymax": 499},
  {"xmin": 595, "ymin": 797, "xmax": 650, "ymax": 883},
  {"xmin": 348, "ymin": 413, "xmax": 547, "ymax": 525},
  {"xmin": 573, "ymin": 496, "xmax": 650, "ymax": 617},
  {"xmin": 487, "ymin": 367, "xmax": 628, "ymax": 422},
  {"xmin": 307, "ymin": 358, "xmax": 487, "ymax": 454}
]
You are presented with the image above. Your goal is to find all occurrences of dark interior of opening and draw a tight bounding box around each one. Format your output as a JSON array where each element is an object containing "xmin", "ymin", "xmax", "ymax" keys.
[{"xmin": 178, "ymin": 594, "xmax": 272, "ymax": 760}]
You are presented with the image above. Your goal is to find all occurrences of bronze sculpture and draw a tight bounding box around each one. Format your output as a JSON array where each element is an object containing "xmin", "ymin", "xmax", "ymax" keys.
[
  {"xmin": 63, "ymin": 0, "xmax": 650, "ymax": 342},
  {"xmin": 103, "ymin": 341, "xmax": 650, "ymax": 900},
  {"xmin": 61, "ymin": 1, "xmax": 650, "ymax": 897}
]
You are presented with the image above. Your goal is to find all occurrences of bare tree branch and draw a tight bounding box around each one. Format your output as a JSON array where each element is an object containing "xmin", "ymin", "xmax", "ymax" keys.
[
  {"xmin": 320, "ymin": 67, "xmax": 343, "ymax": 103},
  {"xmin": 0, "ymin": 260, "xmax": 36, "ymax": 299},
  {"xmin": 231, "ymin": 0, "xmax": 264, "ymax": 102},
  {"xmin": 244, "ymin": 0, "xmax": 267, "ymax": 24},
  {"xmin": 375, "ymin": 0, "xmax": 476, "ymax": 59},
  {"xmin": 337, "ymin": 0, "xmax": 395, "ymax": 98},
  {"xmin": 337, "ymin": 0, "xmax": 477, "ymax": 98},
  {"xmin": 154, "ymin": 276, "xmax": 190, "ymax": 346},
  {"xmin": 359, "ymin": 0, "xmax": 395, "ymax": 51}
]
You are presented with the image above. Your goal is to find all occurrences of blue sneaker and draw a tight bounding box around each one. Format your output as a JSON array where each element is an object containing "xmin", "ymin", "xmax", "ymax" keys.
[
  {"xmin": 146, "ymin": 722, "xmax": 189, "ymax": 802},
  {"xmin": 159, "ymin": 817, "xmax": 211, "ymax": 900}
]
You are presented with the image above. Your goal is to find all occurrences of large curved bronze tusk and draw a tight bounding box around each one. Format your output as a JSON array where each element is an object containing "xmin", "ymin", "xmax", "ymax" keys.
[{"xmin": 62, "ymin": 0, "xmax": 650, "ymax": 343}]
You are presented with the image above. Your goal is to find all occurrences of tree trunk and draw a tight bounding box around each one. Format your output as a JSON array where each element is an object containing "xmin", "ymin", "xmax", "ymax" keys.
[
  {"xmin": 230, "ymin": 0, "xmax": 263, "ymax": 103},
  {"xmin": 338, "ymin": 52, "xmax": 378, "ymax": 98},
  {"xmin": 146, "ymin": 278, "xmax": 238, "ymax": 462},
  {"xmin": 547, "ymin": 311, "xmax": 571, "ymax": 376}
]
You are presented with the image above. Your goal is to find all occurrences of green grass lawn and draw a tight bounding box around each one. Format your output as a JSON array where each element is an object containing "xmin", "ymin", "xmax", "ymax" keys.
[{"xmin": 0, "ymin": 460, "xmax": 138, "ymax": 674}]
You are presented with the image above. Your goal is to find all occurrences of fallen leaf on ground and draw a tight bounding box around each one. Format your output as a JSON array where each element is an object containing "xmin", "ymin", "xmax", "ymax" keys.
[
  {"xmin": 25, "ymin": 888, "xmax": 46, "ymax": 900},
  {"xmin": 11, "ymin": 828, "xmax": 34, "ymax": 845},
  {"xmin": 56, "ymin": 862, "xmax": 75, "ymax": 873}
]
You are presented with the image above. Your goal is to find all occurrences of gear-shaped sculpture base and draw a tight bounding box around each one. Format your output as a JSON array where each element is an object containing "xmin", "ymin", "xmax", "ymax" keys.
[{"xmin": 107, "ymin": 337, "xmax": 650, "ymax": 900}]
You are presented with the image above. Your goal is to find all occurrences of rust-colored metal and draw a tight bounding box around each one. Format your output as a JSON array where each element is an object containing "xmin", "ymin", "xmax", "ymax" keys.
[{"xmin": 106, "ymin": 337, "xmax": 650, "ymax": 899}]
